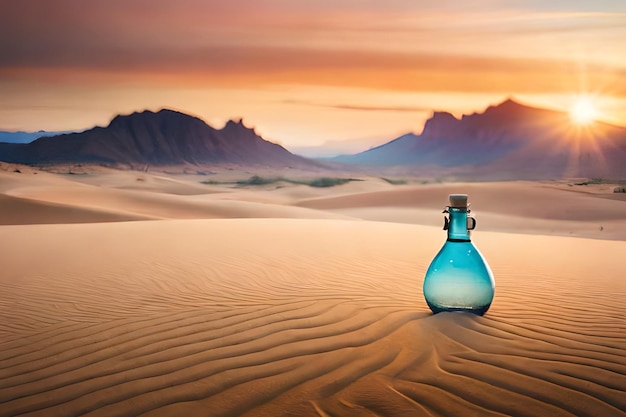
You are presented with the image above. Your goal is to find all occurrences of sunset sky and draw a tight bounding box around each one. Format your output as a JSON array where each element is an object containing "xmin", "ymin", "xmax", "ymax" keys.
[{"xmin": 1, "ymin": 0, "xmax": 625, "ymax": 154}]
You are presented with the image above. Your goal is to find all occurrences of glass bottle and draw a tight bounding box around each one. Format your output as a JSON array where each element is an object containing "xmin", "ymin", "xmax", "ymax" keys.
[{"xmin": 423, "ymin": 194, "xmax": 495, "ymax": 315}]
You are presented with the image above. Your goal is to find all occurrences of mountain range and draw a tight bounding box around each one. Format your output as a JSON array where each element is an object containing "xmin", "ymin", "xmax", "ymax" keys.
[
  {"xmin": 334, "ymin": 99, "xmax": 626, "ymax": 179},
  {"xmin": 1, "ymin": 100, "xmax": 625, "ymax": 179},
  {"xmin": 0, "ymin": 110, "xmax": 315, "ymax": 169},
  {"xmin": 0, "ymin": 130, "xmax": 77, "ymax": 144}
]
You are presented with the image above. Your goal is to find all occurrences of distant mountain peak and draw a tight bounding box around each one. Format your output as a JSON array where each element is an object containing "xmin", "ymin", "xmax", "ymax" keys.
[
  {"xmin": 431, "ymin": 111, "xmax": 457, "ymax": 120},
  {"xmin": 224, "ymin": 118, "xmax": 245, "ymax": 127},
  {"xmin": 334, "ymin": 98, "xmax": 626, "ymax": 179},
  {"xmin": 422, "ymin": 111, "xmax": 459, "ymax": 139},
  {"xmin": 223, "ymin": 118, "xmax": 257, "ymax": 135},
  {"xmin": 499, "ymin": 97, "xmax": 523, "ymax": 107},
  {"xmin": 107, "ymin": 108, "xmax": 209, "ymax": 132},
  {"xmin": 0, "ymin": 129, "xmax": 78, "ymax": 144},
  {"xmin": 469, "ymin": 97, "xmax": 549, "ymax": 124},
  {"xmin": 0, "ymin": 109, "xmax": 317, "ymax": 168},
  {"xmin": 483, "ymin": 97, "xmax": 536, "ymax": 114}
]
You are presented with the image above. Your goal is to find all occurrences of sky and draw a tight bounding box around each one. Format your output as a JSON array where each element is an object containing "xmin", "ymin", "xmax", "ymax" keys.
[{"xmin": 1, "ymin": 0, "xmax": 625, "ymax": 155}]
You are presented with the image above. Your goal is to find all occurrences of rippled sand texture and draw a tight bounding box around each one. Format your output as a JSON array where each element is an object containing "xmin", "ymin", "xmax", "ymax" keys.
[
  {"xmin": 1, "ymin": 218, "xmax": 625, "ymax": 417},
  {"xmin": 1, "ymin": 168, "xmax": 626, "ymax": 416}
]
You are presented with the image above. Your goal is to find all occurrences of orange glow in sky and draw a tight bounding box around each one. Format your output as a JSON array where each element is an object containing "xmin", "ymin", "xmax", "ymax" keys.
[{"xmin": 0, "ymin": 1, "xmax": 625, "ymax": 154}]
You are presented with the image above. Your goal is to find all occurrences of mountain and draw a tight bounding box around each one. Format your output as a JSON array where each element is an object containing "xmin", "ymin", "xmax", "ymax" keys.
[
  {"xmin": 335, "ymin": 99, "xmax": 626, "ymax": 179},
  {"xmin": 0, "ymin": 130, "xmax": 77, "ymax": 144},
  {"xmin": 291, "ymin": 136, "xmax": 390, "ymax": 158},
  {"xmin": 0, "ymin": 109, "xmax": 315, "ymax": 168}
]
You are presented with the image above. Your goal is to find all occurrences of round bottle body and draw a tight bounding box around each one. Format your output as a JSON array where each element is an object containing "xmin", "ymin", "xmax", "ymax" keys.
[{"xmin": 423, "ymin": 240, "xmax": 495, "ymax": 315}]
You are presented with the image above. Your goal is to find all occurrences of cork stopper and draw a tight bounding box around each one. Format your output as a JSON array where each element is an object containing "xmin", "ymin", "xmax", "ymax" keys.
[{"xmin": 448, "ymin": 194, "xmax": 468, "ymax": 208}]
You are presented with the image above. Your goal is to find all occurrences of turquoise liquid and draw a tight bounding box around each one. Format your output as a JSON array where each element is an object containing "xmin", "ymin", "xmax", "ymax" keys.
[{"xmin": 423, "ymin": 207, "xmax": 495, "ymax": 315}]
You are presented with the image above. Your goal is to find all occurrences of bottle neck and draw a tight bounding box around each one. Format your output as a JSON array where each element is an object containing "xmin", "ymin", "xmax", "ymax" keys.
[{"xmin": 447, "ymin": 207, "xmax": 471, "ymax": 242}]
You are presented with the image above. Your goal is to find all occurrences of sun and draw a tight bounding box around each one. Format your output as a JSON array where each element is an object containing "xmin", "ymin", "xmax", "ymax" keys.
[{"xmin": 569, "ymin": 97, "xmax": 597, "ymax": 125}]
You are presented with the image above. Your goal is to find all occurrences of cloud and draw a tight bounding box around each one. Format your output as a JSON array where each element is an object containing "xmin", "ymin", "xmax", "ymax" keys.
[
  {"xmin": 282, "ymin": 99, "xmax": 433, "ymax": 113},
  {"xmin": 2, "ymin": 45, "xmax": 624, "ymax": 97},
  {"xmin": 1, "ymin": 0, "xmax": 625, "ymax": 97},
  {"xmin": 2, "ymin": 1, "xmax": 625, "ymax": 66}
]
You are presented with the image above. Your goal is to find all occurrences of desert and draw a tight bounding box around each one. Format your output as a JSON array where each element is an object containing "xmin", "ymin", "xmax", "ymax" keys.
[
  {"xmin": 1, "ymin": 165, "xmax": 624, "ymax": 416},
  {"xmin": 3, "ymin": 1, "xmax": 626, "ymax": 415}
]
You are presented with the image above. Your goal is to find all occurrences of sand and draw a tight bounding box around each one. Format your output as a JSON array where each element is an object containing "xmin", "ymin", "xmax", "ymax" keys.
[{"xmin": 1, "ymin": 167, "xmax": 625, "ymax": 416}]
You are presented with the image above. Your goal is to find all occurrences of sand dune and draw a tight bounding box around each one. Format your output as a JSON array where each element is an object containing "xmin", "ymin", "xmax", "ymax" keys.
[
  {"xmin": 0, "ymin": 171, "xmax": 352, "ymax": 223},
  {"xmin": 1, "ymin": 169, "xmax": 625, "ymax": 416},
  {"xmin": 296, "ymin": 181, "xmax": 626, "ymax": 240},
  {"xmin": 3, "ymin": 169, "xmax": 624, "ymax": 240}
]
